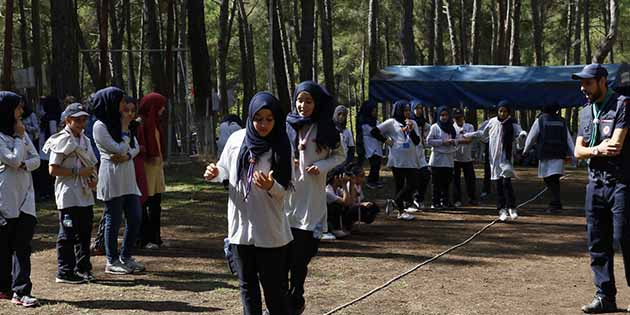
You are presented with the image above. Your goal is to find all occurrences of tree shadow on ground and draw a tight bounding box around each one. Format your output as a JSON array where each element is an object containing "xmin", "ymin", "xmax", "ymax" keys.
[
  {"xmin": 48, "ymin": 299, "xmax": 222, "ymax": 313},
  {"xmin": 94, "ymin": 270, "xmax": 237, "ymax": 293}
]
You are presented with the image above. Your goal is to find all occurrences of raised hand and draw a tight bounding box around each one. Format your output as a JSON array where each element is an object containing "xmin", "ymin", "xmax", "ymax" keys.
[
  {"xmin": 204, "ymin": 163, "xmax": 219, "ymax": 181},
  {"xmin": 305, "ymin": 165, "xmax": 320, "ymax": 175},
  {"xmin": 254, "ymin": 170, "xmax": 275, "ymax": 191}
]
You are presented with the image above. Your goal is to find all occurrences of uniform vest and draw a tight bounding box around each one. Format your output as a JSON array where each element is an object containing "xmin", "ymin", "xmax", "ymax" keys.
[{"xmin": 536, "ymin": 114, "xmax": 568, "ymax": 160}]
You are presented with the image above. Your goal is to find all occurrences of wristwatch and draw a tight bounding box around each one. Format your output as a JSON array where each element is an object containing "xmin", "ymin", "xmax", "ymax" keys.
[{"xmin": 592, "ymin": 147, "xmax": 600, "ymax": 157}]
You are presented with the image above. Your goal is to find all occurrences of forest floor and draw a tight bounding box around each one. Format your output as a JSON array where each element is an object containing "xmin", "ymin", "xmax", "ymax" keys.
[{"xmin": 2, "ymin": 163, "xmax": 629, "ymax": 315}]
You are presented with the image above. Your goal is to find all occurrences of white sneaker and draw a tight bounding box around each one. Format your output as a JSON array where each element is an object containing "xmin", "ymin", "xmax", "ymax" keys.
[
  {"xmin": 120, "ymin": 257, "xmax": 146, "ymax": 273},
  {"xmin": 105, "ymin": 260, "xmax": 133, "ymax": 275},
  {"xmin": 508, "ymin": 208, "xmax": 518, "ymax": 220},
  {"xmin": 454, "ymin": 201, "xmax": 463, "ymax": 208},
  {"xmin": 413, "ymin": 201, "xmax": 425, "ymax": 209},
  {"xmin": 144, "ymin": 243, "xmax": 160, "ymax": 250},
  {"xmin": 498, "ymin": 209, "xmax": 509, "ymax": 222},
  {"xmin": 321, "ymin": 233, "xmax": 336, "ymax": 240},
  {"xmin": 397, "ymin": 213, "xmax": 416, "ymax": 221},
  {"xmin": 404, "ymin": 207, "xmax": 421, "ymax": 213}
]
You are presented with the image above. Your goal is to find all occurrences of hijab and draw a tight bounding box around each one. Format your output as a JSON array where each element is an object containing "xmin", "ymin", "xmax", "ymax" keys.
[
  {"xmin": 392, "ymin": 100, "xmax": 409, "ymax": 124},
  {"xmin": 333, "ymin": 105, "xmax": 349, "ymax": 132},
  {"xmin": 542, "ymin": 102, "xmax": 560, "ymax": 115},
  {"xmin": 40, "ymin": 96, "xmax": 62, "ymax": 138},
  {"xmin": 221, "ymin": 114, "xmax": 244, "ymax": 128},
  {"xmin": 237, "ymin": 92, "xmax": 292, "ymax": 197},
  {"xmin": 497, "ymin": 100, "xmax": 515, "ymax": 160},
  {"xmin": 92, "ymin": 86, "xmax": 125, "ymax": 143},
  {"xmin": 286, "ymin": 81, "xmax": 340, "ymax": 151},
  {"xmin": 0, "ymin": 92, "xmax": 22, "ymax": 136},
  {"xmin": 436, "ymin": 106, "xmax": 457, "ymax": 138},
  {"xmin": 139, "ymin": 92, "xmax": 166, "ymax": 157},
  {"xmin": 410, "ymin": 100, "xmax": 427, "ymax": 138},
  {"xmin": 358, "ymin": 100, "xmax": 378, "ymax": 127}
]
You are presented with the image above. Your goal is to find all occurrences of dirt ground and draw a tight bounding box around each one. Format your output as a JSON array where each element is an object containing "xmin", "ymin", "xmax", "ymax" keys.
[{"xmin": 2, "ymin": 163, "xmax": 629, "ymax": 315}]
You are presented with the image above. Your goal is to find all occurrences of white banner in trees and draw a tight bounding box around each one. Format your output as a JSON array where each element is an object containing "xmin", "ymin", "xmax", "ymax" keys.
[{"xmin": 13, "ymin": 67, "xmax": 35, "ymax": 89}]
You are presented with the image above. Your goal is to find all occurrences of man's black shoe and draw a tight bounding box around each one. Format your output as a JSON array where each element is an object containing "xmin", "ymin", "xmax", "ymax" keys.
[{"xmin": 581, "ymin": 296, "xmax": 617, "ymax": 313}]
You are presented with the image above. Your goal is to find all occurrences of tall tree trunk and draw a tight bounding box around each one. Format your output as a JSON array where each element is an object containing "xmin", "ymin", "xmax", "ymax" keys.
[
  {"xmin": 278, "ymin": 2, "xmax": 296, "ymax": 95},
  {"xmin": 509, "ymin": 0, "xmax": 521, "ymax": 65},
  {"xmin": 502, "ymin": 0, "xmax": 511, "ymax": 64},
  {"xmin": 318, "ymin": 0, "xmax": 335, "ymax": 93},
  {"xmin": 583, "ymin": 0, "xmax": 591, "ymax": 63},
  {"xmin": 238, "ymin": 0, "xmax": 254, "ymax": 117},
  {"xmin": 399, "ymin": 0, "xmax": 416, "ymax": 65},
  {"xmin": 110, "ymin": 0, "xmax": 125, "ymax": 88},
  {"xmin": 50, "ymin": 0, "xmax": 80, "ymax": 98},
  {"xmin": 368, "ymin": 0, "xmax": 380, "ymax": 77},
  {"xmin": 384, "ymin": 15, "xmax": 391, "ymax": 66},
  {"xmin": 187, "ymin": 0, "xmax": 214, "ymax": 156},
  {"xmin": 495, "ymin": 0, "xmax": 506, "ymax": 64},
  {"xmin": 269, "ymin": 0, "xmax": 291, "ymax": 113},
  {"xmin": 18, "ymin": 0, "xmax": 29, "ymax": 69},
  {"xmin": 31, "ymin": 0, "xmax": 43, "ymax": 96},
  {"xmin": 459, "ymin": 0, "xmax": 467, "ymax": 64},
  {"xmin": 145, "ymin": 0, "xmax": 165, "ymax": 93},
  {"xmin": 470, "ymin": 0, "xmax": 480, "ymax": 64},
  {"xmin": 530, "ymin": 0, "xmax": 543, "ymax": 66},
  {"xmin": 573, "ymin": 0, "xmax": 581, "ymax": 65},
  {"xmin": 593, "ymin": 0, "xmax": 618, "ymax": 63},
  {"xmin": 138, "ymin": 1, "xmax": 146, "ymax": 94},
  {"xmin": 491, "ymin": 1, "xmax": 497, "ymax": 64},
  {"xmin": 312, "ymin": 7, "xmax": 318, "ymax": 81},
  {"xmin": 434, "ymin": 0, "xmax": 445, "ymax": 65},
  {"xmin": 74, "ymin": 4, "xmax": 100, "ymax": 89},
  {"xmin": 165, "ymin": 0, "xmax": 175, "ymax": 99},
  {"xmin": 217, "ymin": 0, "xmax": 236, "ymax": 114},
  {"xmin": 564, "ymin": 0, "xmax": 574, "ymax": 65},
  {"xmin": 2, "ymin": 0, "xmax": 15, "ymax": 90},
  {"xmin": 425, "ymin": 0, "xmax": 436, "ymax": 65},
  {"xmin": 298, "ymin": 0, "xmax": 315, "ymax": 82},
  {"xmin": 443, "ymin": 0, "xmax": 460, "ymax": 64},
  {"xmin": 97, "ymin": 0, "xmax": 110, "ymax": 88},
  {"xmin": 124, "ymin": 0, "xmax": 137, "ymax": 98}
]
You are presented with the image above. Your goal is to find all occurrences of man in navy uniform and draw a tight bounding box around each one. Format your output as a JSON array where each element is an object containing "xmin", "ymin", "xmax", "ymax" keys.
[{"xmin": 573, "ymin": 63, "xmax": 630, "ymax": 313}]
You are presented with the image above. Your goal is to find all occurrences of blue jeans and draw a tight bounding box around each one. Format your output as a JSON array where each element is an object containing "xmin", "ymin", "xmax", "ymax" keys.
[
  {"xmin": 104, "ymin": 194, "xmax": 142, "ymax": 264},
  {"xmin": 585, "ymin": 180, "xmax": 630, "ymax": 299}
]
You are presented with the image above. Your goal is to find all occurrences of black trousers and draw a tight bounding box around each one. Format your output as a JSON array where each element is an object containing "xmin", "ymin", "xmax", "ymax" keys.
[
  {"xmin": 431, "ymin": 167, "xmax": 453, "ymax": 206},
  {"xmin": 57, "ymin": 206, "xmax": 93, "ymax": 277},
  {"xmin": 495, "ymin": 177, "xmax": 516, "ymax": 210},
  {"xmin": 482, "ymin": 144, "xmax": 492, "ymax": 195},
  {"xmin": 231, "ymin": 244, "xmax": 290, "ymax": 315},
  {"xmin": 288, "ymin": 228, "xmax": 320, "ymax": 313},
  {"xmin": 0, "ymin": 212, "xmax": 36, "ymax": 296},
  {"xmin": 585, "ymin": 181, "xmax": 630, "ymax": 299},
  {"xmin": 391, "ymin": 167, "xmax": 418, "ymax": 210},
  {"xmin": 414, "ymin": 167, "xmax": 431, "ymax": 204},
  {"xmin": 453, "ymin": 161, "xmax": 477, "ymax": 203},
  {"xmin": 34, "ymin": 159, "xmax": 54, "ymax": 199},
  {"xmin": 367, "ymin": 155, "xmax": 382, "ymax": 184},
  {"xmin": 543, "ymin": 174, "xmax": 562, "ymax": 209},
  {"xmin": 141, "ymin": 194, "xmax": 163, "ymax": 246},
  {"xmin": 327, "ymin": 203, "xmax": 380, "ymax": 231}
]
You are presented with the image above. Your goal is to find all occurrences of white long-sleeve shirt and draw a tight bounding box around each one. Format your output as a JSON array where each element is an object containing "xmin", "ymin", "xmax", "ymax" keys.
[
  {"xmin": 377, "ymin": 118, "xmax": 420, "ymax": 169},
  {"xmin": 0, "ymin": 133, "xmax": 40, "ymax": 219},
  {"xmin": 285, "ymin": 124, "xmax": 346, "ymax": 233},
  {"xmin": 93, "ymin": 121, "xmax": 141, "ymax": 201},
  {"xmin": 427, "ymin": 124, "xmax": 458, "ymax": 168},
  {"xmin": 454, "ymin": 122, "xmax": 475, "ymax": 162},
  {"xmin": 466, "ymin": 117, "xmax": 526, "ymax": 179},
  {"xmin": 361, "ymin": 123, "xmax": 383, "ymax": 159},
  {"xmin": 522, "ymin": 119, "xmax": 575, "ymax": 178},
  {"xmin": 213, "ymin": 129, "xmax": 293, "ymax": 248}
]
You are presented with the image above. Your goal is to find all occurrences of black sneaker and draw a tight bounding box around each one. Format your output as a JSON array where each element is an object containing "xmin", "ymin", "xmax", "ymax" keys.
[
  {"xmin": 581, "ymin": 296, "xmax": 617, "ymax": 313},
  {"xmin": 77, "ymin": 271, "xmax": 96, "ymax": 282},
  {"xmin": 55, "ymin": 273, "xmax": 87, "ymax": 284}
]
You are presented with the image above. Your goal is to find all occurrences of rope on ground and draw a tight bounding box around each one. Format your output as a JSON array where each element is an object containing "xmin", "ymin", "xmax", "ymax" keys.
[{"xmin": 322, "ymin": 175, "xmax": 570, "ymax": 315}]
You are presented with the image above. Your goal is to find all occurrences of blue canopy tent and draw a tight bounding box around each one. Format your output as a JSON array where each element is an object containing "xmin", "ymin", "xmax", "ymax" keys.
[{"xmin": 369, "ymin": 64, "xmax": 630, "ymax": 109}]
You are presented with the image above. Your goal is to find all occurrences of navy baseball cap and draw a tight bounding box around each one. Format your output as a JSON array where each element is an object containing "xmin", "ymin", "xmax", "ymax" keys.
[
  {"xmin": 61, "ymin": 103, "xmax": 90, "ymax": 120},
  {"xmin": 452, "ymin": 108, "xmax": 464, "ymax": 118},
  {"xmin": 571, "ymin": 63, "xmax": 608, "ymax": 80}
]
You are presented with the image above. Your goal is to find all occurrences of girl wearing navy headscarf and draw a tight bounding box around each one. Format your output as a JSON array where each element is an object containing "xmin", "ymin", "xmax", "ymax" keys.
[
  {"xmin": 410, "ymin": 100, "xmax": 432, "ymax": 209},
  {"xmin": 426, "ymin": 106, "xmax": 458, "ymax": 209},
  {"xmin": 204, "ymin": 92, "xmax": 293, "ymax": 315},
  {"xmin": 285, "ymin": 81, "xmax": 345, "ymax": 314},
  {"xmin": 357, "ymin": 100, "xmax": 384, "ymax": 188},
  {"xmin": 370, "ymin": 100, "xmax": 421, "ymax": 220},
  {"xmin": 0, "ymin": 92, "xmax": 41, "ymax": 307},
  {"xmin": 92, "ymin": 87, "xmax": 145, "ymax": 275},
  {"xmin": 464, "ymin": 100, "xmax": 527, "ymax": 221}
]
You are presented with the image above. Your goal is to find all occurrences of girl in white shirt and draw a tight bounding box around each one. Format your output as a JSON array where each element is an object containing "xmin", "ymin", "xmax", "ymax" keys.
[
  {"xmin": 427, "ymin": 106, "xmax": 458, "ymax": 209},
  {"xmin": 333, "ymin": 105, "xmax": 356, "ymax": 164},
  {"xmin": 0, "ymin": 92, "xmax": 41, "ymax": 307},
  {"xmin": 358, "ymin": 101, "xmax": 384, "ymax": 188},
  {"xmin": 465, "ymin": 100, "xmax": 527, "ymax": 221},
  {"xmin": 205, "ymin": 92, "xmax": 293, "ymax": 315},
  {"xmin": 370, "ymin": 100, "xmax": 421, "ymax": 220},
  {"xmin": 410, "ymin": 100, "xmax": 432, "ymax": 209},
  {"xmin": 285, "ymin": 81, "xmax": 345, "ymax": 314}
]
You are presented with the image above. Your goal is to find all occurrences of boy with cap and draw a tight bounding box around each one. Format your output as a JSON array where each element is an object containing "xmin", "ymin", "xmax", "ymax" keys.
[
  {"xmin": 44, "ymin": 103, "xmax": 99, "ymax": 284},
  {"xmin": 452, "ymin": 108, "xmax": 478, "ymax": 207},
  {"xmin": 522, "ymin": 103, "xmax": 574, "ymax": 213},
  {"xmin": 572, "ymin": 63, "xmax": 630, "ymax": 313}
]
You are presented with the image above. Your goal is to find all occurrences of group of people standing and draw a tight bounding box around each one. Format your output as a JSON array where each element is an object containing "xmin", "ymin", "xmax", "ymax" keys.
[{"xmin": 0, "ymin": 87, "xmax": 167, "ymax": 308}]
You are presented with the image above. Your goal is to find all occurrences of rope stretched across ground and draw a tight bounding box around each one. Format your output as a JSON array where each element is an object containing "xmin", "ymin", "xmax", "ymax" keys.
[{"xmin": 322, "ymin": 176, "xmax": 562, "ymax": 315}]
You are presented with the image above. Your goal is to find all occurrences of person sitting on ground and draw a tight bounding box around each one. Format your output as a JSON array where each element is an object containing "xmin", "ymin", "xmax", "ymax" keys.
[{"xmin": 322, "ymin": 166, "xmax": 354, "ymax": 240}]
